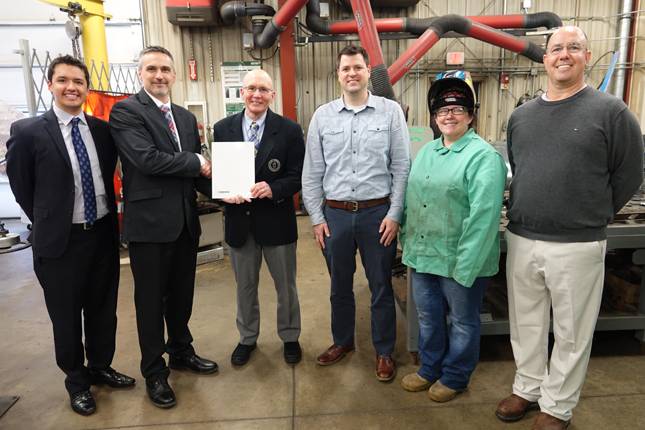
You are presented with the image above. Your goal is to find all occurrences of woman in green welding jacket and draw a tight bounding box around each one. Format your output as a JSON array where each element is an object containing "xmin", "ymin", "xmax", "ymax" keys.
[{"xmin": 399, "ymin": 71, "xmax": 507, "ymax": 402}]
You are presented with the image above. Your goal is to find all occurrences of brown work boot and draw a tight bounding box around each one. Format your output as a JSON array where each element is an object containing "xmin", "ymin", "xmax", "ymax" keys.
[
  {"xmin": 375, "ymin": 355, "xmax": 396, "ymax": 382},
  {"xmin": 495, "ymin": 394, "xmax": 539, "ymax": 422},
  {"xmin": 531, "ymin": 412, "xmax": 570, "ymax": 430},
  {"xmin": 401, "ymin": 373, "xmax": 433, "ymax": 392},
  {"xmin": 316, "ymin": 344, "xmax": 354, "ymax": 366},
  {"xmin": 427, "ymin": 380, "xmax": 463, "ymax": 402}
]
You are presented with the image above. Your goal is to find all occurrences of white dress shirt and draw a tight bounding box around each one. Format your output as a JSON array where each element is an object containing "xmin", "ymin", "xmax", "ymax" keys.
[
  {"xmin": 144, "ymin": 89, "xmax": 207, "ymax": 166},
  {"xmin": 144, "ymin": 89, "xmax": 182, "ymax": 150},
  {"xmin": 52, "ymin": 104, "xmax": 108, "ymax": 224}
]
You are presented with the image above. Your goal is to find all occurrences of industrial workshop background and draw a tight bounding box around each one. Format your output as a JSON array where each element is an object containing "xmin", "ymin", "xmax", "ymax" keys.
[{"xmin": 136, "ymin": 0, "xmax": 645, "ymax": 141}]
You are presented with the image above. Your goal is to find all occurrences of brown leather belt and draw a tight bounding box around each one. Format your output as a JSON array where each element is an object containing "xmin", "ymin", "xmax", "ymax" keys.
[{"xmin": 325, "ymin": 197, "xmax": 390, "ymax": 212}]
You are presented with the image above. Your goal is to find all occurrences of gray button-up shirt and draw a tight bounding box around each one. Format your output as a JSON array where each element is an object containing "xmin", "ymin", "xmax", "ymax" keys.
[{"xmin": 302, "ymin": 93, "xmax": 410, "ymax": 225}]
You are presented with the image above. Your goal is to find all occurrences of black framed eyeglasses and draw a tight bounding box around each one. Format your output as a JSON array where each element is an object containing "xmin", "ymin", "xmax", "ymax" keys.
[{"xmin": 435, "ymin": 106, "xmax": 468, "ymax": 117}]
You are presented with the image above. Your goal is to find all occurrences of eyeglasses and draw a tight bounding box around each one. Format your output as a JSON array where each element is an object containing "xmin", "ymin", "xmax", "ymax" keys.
[
  {"xmin": 546, "ymin": 43, "xmax": 585, "ymax": 56},
  {"xmin": 435, "ymin": 106, "xmax": 468, "ymax": 117},
  {"xmin": 244, "ymin": 86, "xmax": 273, "ymax": 94}
]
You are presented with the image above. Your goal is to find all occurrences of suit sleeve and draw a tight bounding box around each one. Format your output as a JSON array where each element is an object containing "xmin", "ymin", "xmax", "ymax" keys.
[
  {"xmin": 191, "ymin": 114, "xmax": 211, "ymax": 197},
  {"xmin": 109, "ymin": 102, "xmax": 201, "ymax": 178},
  {"xmin": 6, "ymin": 121, "xmax": 35, "ymax": 222},
  {"xmin": 268, "ymin": 122, "xmax": 305, "ymax": 202}
]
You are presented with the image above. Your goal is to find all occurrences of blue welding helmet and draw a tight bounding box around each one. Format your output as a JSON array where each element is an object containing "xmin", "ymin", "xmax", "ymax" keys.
[{"xmin": 427, "ymin": 70, "xmax": 477, "ymax": 113}]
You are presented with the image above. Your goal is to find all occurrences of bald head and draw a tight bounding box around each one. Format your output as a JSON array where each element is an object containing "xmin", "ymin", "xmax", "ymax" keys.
[
  {"xmin": 543, "ymin": 25, "xmax": 591, "ymax": 99},
  {"xmin": 546, "ymin": 26, "xmax": 589, "ymax": 52},
  {"xmin": 241, "ymin": 69, "xmax": 275, "ymax": 120},
  {"xmin": 242, "ymin": 69, "xmax": 274, "ymax": 89}
]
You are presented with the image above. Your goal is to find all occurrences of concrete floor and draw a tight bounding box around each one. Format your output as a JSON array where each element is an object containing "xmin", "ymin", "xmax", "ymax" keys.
[{"xmin": 1, "ymin": 216, "xmax": 645, "ymax": 430}]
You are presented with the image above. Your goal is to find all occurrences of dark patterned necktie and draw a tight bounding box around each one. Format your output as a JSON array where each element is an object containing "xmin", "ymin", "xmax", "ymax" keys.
[
  {"xmin": 249, "ymin": 121, "xmax": 260, "ymax": 150},
  {"xmin": 70, "ymin": 117, "xmax": 97, "ymax": 224},
  {"xmin": 160, "ymin": 104, "xmax": 180, "ymax": 150}
]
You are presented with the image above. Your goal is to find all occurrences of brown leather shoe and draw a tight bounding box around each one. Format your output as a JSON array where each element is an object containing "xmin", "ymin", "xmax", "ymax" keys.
[
  {"xmin": 495, "ymin": 394, "xmax": 539, "ymax": 422},
  {"xmin": 531, "ymin": 412, "xmax": 570, "ymax": 430},
  {"xmin": 375, "ymin": 355, "xmax": 396, "ymax": 382},
  {"xmin": 316, "ymin": 344, "xmax": 354, "ymax": 366}
]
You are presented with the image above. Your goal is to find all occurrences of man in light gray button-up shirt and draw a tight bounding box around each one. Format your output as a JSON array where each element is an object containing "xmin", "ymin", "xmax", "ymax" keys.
[{"xmin": 302, "ymin": 45, "xmax": 410, "ymax": 381}]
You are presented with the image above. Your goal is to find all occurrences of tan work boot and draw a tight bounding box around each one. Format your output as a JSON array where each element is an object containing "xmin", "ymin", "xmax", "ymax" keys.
[
  {"xmin": 401, "ymin": 373, "xmax": 433, "ymax": 392},
  {"xmin": 427, "ymin": 380, "xmax": 462, "ymax": 402}
]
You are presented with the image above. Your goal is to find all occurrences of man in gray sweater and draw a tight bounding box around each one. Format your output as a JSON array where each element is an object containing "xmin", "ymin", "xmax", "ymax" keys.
[{"xmin": 495, "ymin": 26, "xmax": 643, "ymax": 430}]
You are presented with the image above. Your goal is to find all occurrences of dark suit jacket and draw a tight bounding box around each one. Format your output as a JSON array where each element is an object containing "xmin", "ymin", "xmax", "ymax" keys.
[
  {"xmin": 212, "ymin": 109, "xmax": 304, "ymax": 248},
  {"xmin": 109, "ymin": 90, "xmax": 211, "ymax": 243},
  {"xmin": 6, "ymin": 109, "xmax": 118, "ymax": 258}
]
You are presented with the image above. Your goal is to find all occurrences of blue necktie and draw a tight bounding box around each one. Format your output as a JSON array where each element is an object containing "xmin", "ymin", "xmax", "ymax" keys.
[
  {"xmin": 249, "ymin": 121, "xmax": 260, "ymax": 151},
  {"xmin": 70, "ymin": 117, "xmax": 97, "ymax": 224}
]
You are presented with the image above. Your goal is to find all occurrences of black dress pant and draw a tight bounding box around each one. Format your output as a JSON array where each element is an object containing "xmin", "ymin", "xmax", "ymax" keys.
[
  {"xmin": 128, "ymin": 226, "xmax": 198, "ymax": 380},
  {"xmin": 33, "ymin": 214, "xmax": 120, "ymax": 395}
]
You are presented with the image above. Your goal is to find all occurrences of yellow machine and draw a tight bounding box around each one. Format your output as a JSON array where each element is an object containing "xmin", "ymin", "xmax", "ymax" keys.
[{"xmin": 38, "ymin": 0, "xmax": 111, "ymax": 89}]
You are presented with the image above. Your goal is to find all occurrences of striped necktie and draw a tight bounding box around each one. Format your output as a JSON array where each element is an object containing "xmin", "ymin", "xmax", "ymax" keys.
[
  {"xmin": 160, "ymin": 104, "xmax": 180, "ymax": 150},
  {"xmin": 70, "ymin": 117, "xmax": 97, "ymax": 224},
  {"xmin": 249, "ymin": 121, "xmax": 260, "ymax": 150}
]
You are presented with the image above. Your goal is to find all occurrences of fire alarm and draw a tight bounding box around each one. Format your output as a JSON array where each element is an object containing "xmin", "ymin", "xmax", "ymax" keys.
[
  {"xmin": 188, "ymin": 59, "xmax": 198, "ymax": 81},
  {"xmin": 500, "ymin": 72, "xmax": 510, "ymax": 90}
]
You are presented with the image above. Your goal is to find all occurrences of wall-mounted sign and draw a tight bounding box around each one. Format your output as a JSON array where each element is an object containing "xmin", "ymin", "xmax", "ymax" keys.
[{"xmin": 220, "ymin": 61, "xmax": 261, "ymax": 116}]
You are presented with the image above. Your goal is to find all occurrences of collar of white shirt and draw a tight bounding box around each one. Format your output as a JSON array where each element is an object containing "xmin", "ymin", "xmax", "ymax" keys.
[
  {"xmin": 53, "ymin": 104, "xmax": 87, "ymax": 127},
  {"xmin": 144, "ymin": 88, "xmax": 172, "ymax": 111},
  {"xmin": 243, "ymin": 110, "xmax": 268, "ymax": 130}
]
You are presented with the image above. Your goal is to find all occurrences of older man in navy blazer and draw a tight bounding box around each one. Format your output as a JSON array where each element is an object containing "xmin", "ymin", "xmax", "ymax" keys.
[{"xmin": 212, "ymin": 69, "xmax": 305, "ymax": 366}]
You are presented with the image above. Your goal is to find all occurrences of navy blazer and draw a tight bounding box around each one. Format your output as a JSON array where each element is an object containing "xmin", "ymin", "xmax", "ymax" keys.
[
  {"xmin": 212, "ymin": 109, "xmax": 305, "ymax": 247},
  {"xmin": 6, "ymin": 109, "xmax": 118, "ymax": 258},
  {"xmin": 110, "ymin": 90, "xmax": 211, "ymax": 243}
]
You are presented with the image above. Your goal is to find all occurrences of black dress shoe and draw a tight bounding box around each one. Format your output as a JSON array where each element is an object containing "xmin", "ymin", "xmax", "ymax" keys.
[
  {"xmin": 284, "ymin": 341, "xmax": 302, "ymax": 364},
  {"xmin": 169, "ymin": 353, "xmax": 218, "ymax": 374},
  {"xmin": 231, "ymin": 343, "xmax": 256, "ymax": 366},
  {"xmin": 146, "ymin": 377, "xmax": 176, "ymax": 409},
  {"xmin": 70, "ymin": 390, "xmax": 96, "ymax": 416},
  {"xmin": 89, "ymin": 367, "xmax": 136, "ymax": 388}
]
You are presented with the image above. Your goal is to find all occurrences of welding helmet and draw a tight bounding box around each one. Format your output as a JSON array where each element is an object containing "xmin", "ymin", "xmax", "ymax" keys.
[{"xmin": 427, "ymin": 70, "xmax": 477, "ymax": 113}]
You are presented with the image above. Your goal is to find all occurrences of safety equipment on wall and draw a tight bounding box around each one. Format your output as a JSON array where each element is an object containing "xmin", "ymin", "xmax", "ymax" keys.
[{"xmin": 427, "ymin": 70, "xmax": 477, "ymax": 113}]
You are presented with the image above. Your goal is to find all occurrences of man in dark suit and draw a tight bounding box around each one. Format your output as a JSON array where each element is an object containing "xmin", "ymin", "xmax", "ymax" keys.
[
  {"xmin": 109, "ymin": 46, "xmax": 216, "ymax": 409},
  {"xmin": 213, "ymin": 69, "xmax": 305, "ymax": 366},
  {"xmin": 6, "ymin": 55, "xmax": 134, "ymax": 416}
]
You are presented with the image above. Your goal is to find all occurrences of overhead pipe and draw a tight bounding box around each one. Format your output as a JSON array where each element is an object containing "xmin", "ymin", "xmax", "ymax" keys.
[
  {"xmin": 388, "ymin": 15, "xmax": 546, "ymax": 85},
  {"xmin": 613, "ymin": 0, "xmax": 633, "ymax": 99},
  {"xmin": 623, "ymin": 0, "xmax": 639, "ymax": 104},
  {"xmin": 305, "ymin": 0, "xmax": 561, "ymax": 36},
  {"xmin": 255, "ymin": 0, "xmax": 307, "ymax": 48},
  {"xmin": 219, "ymin": 2, "xmax": 276, "ymax": 25},
  {"xmin": 349, "ymin": 0, "xmax": 395, "ymax": 100}
]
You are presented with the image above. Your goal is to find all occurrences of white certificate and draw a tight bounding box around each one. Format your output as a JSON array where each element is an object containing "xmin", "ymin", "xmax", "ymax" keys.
[{"xmin": 211, "ymin": 141, "xmax": 255, "ymax": 199}]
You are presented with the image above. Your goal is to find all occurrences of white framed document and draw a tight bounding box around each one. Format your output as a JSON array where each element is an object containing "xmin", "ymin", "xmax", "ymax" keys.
[{"xmin": 211, "ymin": 141, "xmax": 254, "ymax": 199}]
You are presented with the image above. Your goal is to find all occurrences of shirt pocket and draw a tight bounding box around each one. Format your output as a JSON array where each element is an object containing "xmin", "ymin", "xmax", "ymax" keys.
[
  {"xmin": 366, "ymin": 124, "xmax": 390, "ymax": 155},
  {"xmin": 321, "ymin": 126, "xmax": 345, "ymax": 157}
]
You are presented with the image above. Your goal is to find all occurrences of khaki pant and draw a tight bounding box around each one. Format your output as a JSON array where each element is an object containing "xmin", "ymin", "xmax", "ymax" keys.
[{"xmin": 505, "ymin": 230, "xmax": 606, "ymax": 421}]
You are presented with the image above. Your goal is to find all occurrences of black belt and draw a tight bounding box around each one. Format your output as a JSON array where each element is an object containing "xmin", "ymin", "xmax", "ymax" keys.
[
  {"xmin": 71, "ymin": 214, "xmax": 110, "ymax": 231},
  {"xmin": 325, "ymin": 197, "xmax": 390, "ymax": 212}
]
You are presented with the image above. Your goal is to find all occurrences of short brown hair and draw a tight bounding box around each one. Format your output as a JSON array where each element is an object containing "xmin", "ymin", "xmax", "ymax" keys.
[
  {"xmin": 336, "ymin": 45, "xmax": 369, "ymax": 69},
  {"xmin": 137, "ymin": 46, "xmax": 174, "ymax": 70},
  {"xmin": 47, "ymin": 55, "xmax": 90, "ymax": 86}
]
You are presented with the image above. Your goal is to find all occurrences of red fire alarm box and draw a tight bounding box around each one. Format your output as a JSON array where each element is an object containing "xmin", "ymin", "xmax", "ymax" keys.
[
  {"xmin": 499, "ymin": 72, "xmax": 510, "ymax": 90},
  {"xmin": 166, "ymin": 0, "xmax": 218, "ymax": 26}
]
